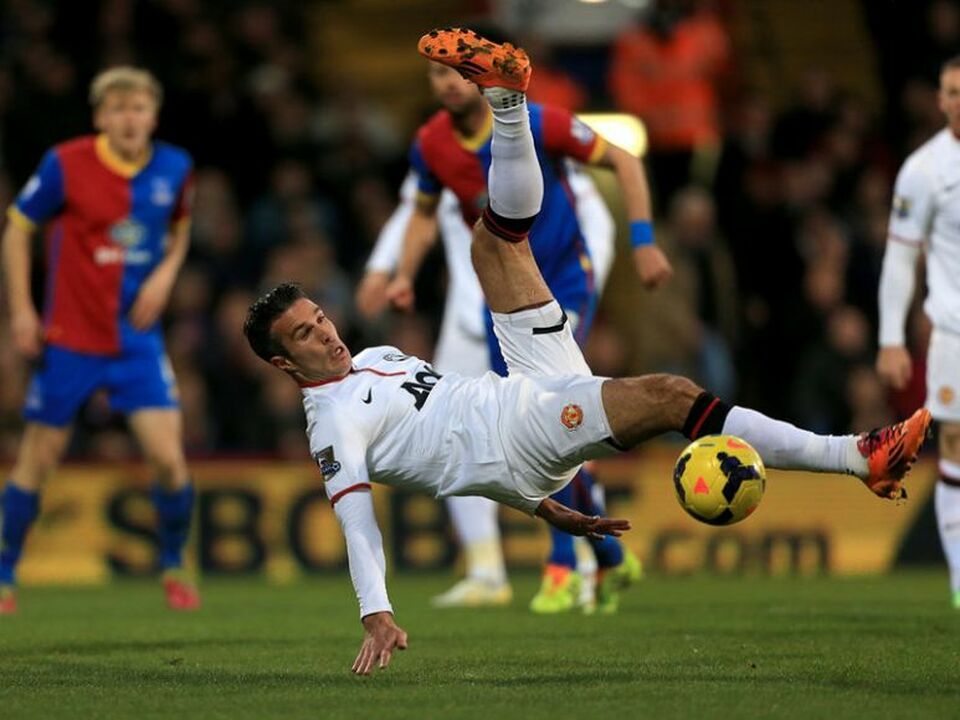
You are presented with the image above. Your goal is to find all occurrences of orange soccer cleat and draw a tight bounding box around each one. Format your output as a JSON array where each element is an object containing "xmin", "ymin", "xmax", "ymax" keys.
[
  {"xmin": 163, "ymin": 571, "xmax": 202, "ymax": 612},
  {"xmin": 857, "ymin": 408, "xmax": 932, "ymax": 500},
  {"xmin": 418, "ymin": 27, "xmax": 531, "ymax": 92}
]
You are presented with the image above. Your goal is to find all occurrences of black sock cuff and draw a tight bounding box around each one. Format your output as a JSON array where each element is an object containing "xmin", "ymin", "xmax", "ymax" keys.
[
  {"xmin": 682, "ymin": 391, "xmax": 732, "ymax": 440},
  {"xmin": 481, "ymin": 207, "xmax": 536, "ymax": 242}
]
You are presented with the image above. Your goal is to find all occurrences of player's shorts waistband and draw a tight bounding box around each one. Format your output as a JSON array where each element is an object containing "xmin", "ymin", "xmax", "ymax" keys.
[{"xmin": 491, "ymin": 300, "xmax": 564, "ymax": 332}]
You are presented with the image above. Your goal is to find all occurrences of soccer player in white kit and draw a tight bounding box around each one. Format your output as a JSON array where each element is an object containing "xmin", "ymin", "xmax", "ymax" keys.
[
  {"xmin": 877, "ymin": 56, "xmax": 960, "ymax": 609},
  {"xmin": 355, "ymin": 167, "xmax": 617, "ymax": 608},
  {"xmin": 244, "ymin": 29, "xmax": 931, "ymax": 674}
]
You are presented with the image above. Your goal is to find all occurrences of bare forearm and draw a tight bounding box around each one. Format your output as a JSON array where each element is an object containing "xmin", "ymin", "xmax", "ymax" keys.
[
  {"xmin": 1, "ymin": 223, "xmax": 35, "ymax": 312},
  {"xmin": 603, "ymin": 144, "xmax": 652, "ymax": 223},
  {"xmin": 395, "ymin": 207, "xmax": 438, "ymax": 280}
]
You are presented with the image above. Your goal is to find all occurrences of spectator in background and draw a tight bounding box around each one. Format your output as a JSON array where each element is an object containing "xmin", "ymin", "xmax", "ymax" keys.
[
  {"xmin": 608, "ymin": 0, "xmax": 729, "ymax": 210},
  {"xmin": 522, "ymin": 33, "xmax": 588, "ymax": 112}
]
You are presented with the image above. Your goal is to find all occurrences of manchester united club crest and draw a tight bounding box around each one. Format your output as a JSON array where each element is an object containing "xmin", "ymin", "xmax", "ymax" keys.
[{"xmin": 560, "ymin": 404, "xmax": 584, "ymax": 430}]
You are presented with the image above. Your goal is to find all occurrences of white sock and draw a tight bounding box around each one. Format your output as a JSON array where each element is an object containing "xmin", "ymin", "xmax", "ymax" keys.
[
  {"xmin": 722, "ymin": 406, "xmax": 868, "ymax": 476},
  {"xmin": 483, "ymin": 87, "xmax": 543, "ymax": 219},
  {"xmin": 936, "ymin": 460, "xmax": 960, "ymax": 595},
  {"xmin": 447, "ymin": 495, "xmax": 506, "ymax": 585}
]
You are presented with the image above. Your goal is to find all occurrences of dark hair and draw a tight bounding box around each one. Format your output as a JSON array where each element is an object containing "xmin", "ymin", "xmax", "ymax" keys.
[
  {"xmin": 243, "ymin": 283, "xmax": 308, "ymax": 362},
  {"xmin": 943, "ymin": 55, "xmax": 960, "ymax": 75}
]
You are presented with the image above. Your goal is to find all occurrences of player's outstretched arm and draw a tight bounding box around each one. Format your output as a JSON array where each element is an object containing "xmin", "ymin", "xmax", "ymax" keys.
[
  {"xmin": 332, "ymin": 489, "xmax": 409, "ymax": 674},
  {"xmin": 535, "ymin": 497, "xmax": 631, "ymax": 540}
]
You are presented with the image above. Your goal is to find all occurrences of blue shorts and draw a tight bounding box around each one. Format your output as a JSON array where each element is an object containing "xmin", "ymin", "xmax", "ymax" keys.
[{"xmin": 23, "ymin": 342, "xmax": 179, "ymax": 427}]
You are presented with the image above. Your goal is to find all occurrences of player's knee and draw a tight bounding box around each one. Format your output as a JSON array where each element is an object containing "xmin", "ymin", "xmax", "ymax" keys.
[
  {"xmin": 941, "ymin": 423, "xmax": 960, "ymax": 463},
  {"xmin": 640, "ymin": 374, "xmax": 703, "ymax": 408},
  {"xmin": 148, "ymin": 448, "xmax": 189, "ymax": 488}
]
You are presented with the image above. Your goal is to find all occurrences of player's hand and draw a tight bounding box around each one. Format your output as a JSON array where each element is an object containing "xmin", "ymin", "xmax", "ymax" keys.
[
  {"xmin": 876, "ymin": 346, "xmax": 913, "ymax": 390},
  {"xmin": 385, "ymin": 275, "xmax": 415, "ymax": 313},
  {"xmin": 633, "ymin": 245, "xmax": 673, "ymax": 290},
  {"xmin": 11, "ymin": 305, "xmax": 44, "ymax": 358},
  {"xmin": 353, "ymin": 612, "xmax": 408, "ymax": 676},
  {"xmin": 129, "ymin": 270, "xmax": 174, "ymax": 330},
  {"xmin": 535, "ymin": 497, "xmax": 631, "ymax": 540},
  {"xmin": 355, "ymin": 272, "xmax": 392, "ymax": 319}
]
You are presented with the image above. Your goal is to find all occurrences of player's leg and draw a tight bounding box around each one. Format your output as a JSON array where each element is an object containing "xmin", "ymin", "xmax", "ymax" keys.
[
  {"xmin": 598, "ymin": 375, "xmax": 930, "ymax": 497},
  {"xmin": 0, "ymin": 423, "xmax": 72, "ymax": 614},
  {"xmin": 925, "ymin": 327, "xmax": 960, "ymax": 607},
  {"xmin": 113, "ymin": 347, "xmax": 200, "ymax": 611},
  {"xmin": 1, "ymin": 347, "xmax": 100, "ymax": 614},
  {"xmin": 126, "ymin": 409, "xmax": 199, "ymax": 610},
  {"xmin": 935, "ymin": 423, "xmax": 960, "ymax": 608}
]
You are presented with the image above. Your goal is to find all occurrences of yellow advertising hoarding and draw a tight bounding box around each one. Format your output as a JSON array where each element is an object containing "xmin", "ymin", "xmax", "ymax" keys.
[{"xmin": 15, "ymin": 448, "xmax": 939, "ymax": 585}]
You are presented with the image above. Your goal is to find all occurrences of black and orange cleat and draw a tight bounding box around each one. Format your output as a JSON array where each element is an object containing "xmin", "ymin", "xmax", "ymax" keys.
[
  {"xmin": 857, "ymin": 407, "xmax": 932, "ymax": 500},
  {"xmin": 163, "ymin": 570, "xmax": 201, "ymax": 612},
  {"xmin": 418, "ymin": 27, "xmax": 531, "ymax": 92}
]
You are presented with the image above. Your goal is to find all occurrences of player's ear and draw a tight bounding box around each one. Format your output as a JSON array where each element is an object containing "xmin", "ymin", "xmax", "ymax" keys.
[{"xmin": 271, "ymin": 355, "xmax": 295, "ymax": 373}]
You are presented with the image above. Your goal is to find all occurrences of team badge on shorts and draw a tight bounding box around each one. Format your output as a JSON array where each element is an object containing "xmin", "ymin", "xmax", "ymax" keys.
[
  {"xmin": 938, "ymin": 385, "xmax": 956, "ymax": 406},
  {"xmin": 560, "ymin": 404, "xmax": 584, "ymax": 430}
]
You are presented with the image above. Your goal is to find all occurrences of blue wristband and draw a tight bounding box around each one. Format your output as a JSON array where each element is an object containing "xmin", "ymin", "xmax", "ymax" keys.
[{"xmin": 629, "ymin": 220, "xmax": 654, "ymax": 248}]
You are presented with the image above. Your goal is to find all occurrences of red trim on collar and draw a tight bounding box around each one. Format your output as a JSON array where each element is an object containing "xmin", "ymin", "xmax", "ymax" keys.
[{"xmin": 299, "ymin": 366, "xmax": 407, "ymax": 388}]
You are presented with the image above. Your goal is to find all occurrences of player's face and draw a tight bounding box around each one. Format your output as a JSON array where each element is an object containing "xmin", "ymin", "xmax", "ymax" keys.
[
  {"xmin": 94, "ymin": 89, "xmax": 158, "ymax": 160},
  {"xmin": 270, "ymin": 298, "xmax": 352, "ymax": 380},
  {"xmin": 427, "ymin": 62, "xmax": 482, "ymax": 115},
  {"xmin": 939, "ymin": 68, "xmax": 960, "ymax": 134}
]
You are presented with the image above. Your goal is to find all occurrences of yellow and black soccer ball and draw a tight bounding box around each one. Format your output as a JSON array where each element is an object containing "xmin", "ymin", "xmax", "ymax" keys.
[{"xmin": 673, "ymin": 435, "xmax": 766, "ymax": 526}]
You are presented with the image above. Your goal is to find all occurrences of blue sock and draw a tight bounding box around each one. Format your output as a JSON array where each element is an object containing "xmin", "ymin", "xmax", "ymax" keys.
[
  {"xmin": 0, "ymin": 482, "xmax": 40, "ymax": 585},
  {"xmin": 546, "ymin": 483, "xmax": 577, "ymax": 569},
  {"xmin": 151, "ymin": 483, "xmax": 195, "ymax": 571},
  {"xmin": 571, "ymin": 468, "xmax": 624, "ymax": 569}
]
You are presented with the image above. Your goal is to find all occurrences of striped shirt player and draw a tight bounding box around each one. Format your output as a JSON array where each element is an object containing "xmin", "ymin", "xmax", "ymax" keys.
[
  {"xmin": 9, "ymin": 134, "xmax": 192, "ymax": 422},
  {"xmin": 0, "ymin": 67, "xmax": 199, "ymax": 615}
]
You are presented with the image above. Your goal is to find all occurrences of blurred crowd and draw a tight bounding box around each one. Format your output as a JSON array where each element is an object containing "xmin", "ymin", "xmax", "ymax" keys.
[{"xmin": 0, "ymin": 0, "xmax": 952, "ymax": 461}]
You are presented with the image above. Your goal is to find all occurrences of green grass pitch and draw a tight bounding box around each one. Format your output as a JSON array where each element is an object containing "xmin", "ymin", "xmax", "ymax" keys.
[{"xmin": 3, "ymin": 571, "xmax": 959, "ymax": 719}]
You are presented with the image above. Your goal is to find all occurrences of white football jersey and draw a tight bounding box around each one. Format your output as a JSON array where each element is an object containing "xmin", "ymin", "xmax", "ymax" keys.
[
  {"xmin": 889, "ymin": 128, "xmax": 960, "ymax": 334},
  {"xmin": 304, "ymin": 346, "xmax": 535, "ymax": 512}
]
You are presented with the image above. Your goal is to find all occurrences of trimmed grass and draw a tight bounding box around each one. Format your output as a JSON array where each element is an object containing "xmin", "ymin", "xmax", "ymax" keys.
[{"xmin": 2, "ymin": 571, "xmax": 959, "ymax": 719}]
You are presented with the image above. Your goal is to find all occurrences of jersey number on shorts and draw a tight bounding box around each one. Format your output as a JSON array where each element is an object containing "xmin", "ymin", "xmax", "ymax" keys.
[{"xmin": 401, "ymin": 366, "xmax": 442, "ymax": 411}]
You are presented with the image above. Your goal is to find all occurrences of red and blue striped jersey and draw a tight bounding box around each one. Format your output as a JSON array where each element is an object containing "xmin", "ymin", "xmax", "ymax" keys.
[
  {"xmin": 8, "ymin": 135, "xmax": 193, "ymax": 355},
  {"xmin": 409, "ymin": 103, "xmax": 606, "ymax": 307}
]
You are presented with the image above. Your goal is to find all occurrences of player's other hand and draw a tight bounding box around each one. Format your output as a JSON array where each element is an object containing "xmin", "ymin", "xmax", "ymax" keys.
[
  {"xmin": 633, "ymin": 245, "xmax": 673, "ymax": 290},
  {"xmin": 876, "ymin": 346, "xmax": 913, "ymax": 390},
  {"xmin": 385, "ymin": 275, "xmax": 415, "ymax": 313},
  {"xmin": 535, "ymin": 497, "xmax": 631, "ymax": 540},
  {"xmin": 355, "ymin": 271, "xmax": 391, "ymax": 319},
  {"xmin": 353, "ymin": 611, "xmax": 408, "ymax": 676},
  {"xmin": 11, "ymin": 305, "xmax": 44, "ymax": 358},
  {"xmin": 129, "ymin": 270, "xmax": 174, "ymax": 330}
]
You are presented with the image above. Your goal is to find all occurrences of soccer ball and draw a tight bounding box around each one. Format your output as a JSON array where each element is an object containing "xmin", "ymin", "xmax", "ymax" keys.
[{"xmin": 673, "ymin": 435, "xmax": 766, "ymax": 526}]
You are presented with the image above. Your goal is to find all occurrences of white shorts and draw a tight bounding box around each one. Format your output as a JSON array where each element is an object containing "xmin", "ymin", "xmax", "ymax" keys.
[
  {"xmin": 927, "ymin": 328, "xmax": 960, "ymax": 422},
  {"xmin": 491, "ymin": 302, "xmax": 619, "ymax": 506}
]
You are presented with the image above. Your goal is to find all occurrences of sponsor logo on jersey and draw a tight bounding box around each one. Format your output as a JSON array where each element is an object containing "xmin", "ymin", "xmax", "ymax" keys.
[
  {"xmin": 560, "ymin": 403, "xmax": 584, "ymax": 430},
  {"xmin": 571, "ymin": 118, "xmax": 595, "ymax": 146},
  {"xmin": 893, "ymin": 195, "xmax": 911, "ymax": 219},
  {"xmin": 938, "ymin": 385, "xmax": 956, "ymax": 406},
  {"xmin": 110, "ymin": 218, "xmax": 146, "ymax": 247},
  {"xmin": 383, "ymin": 353, "xmax": 411, "ymax": 362},
  {"xmin": 151, "ymin": 177, "xmax": 174, "ymax": 206}
]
